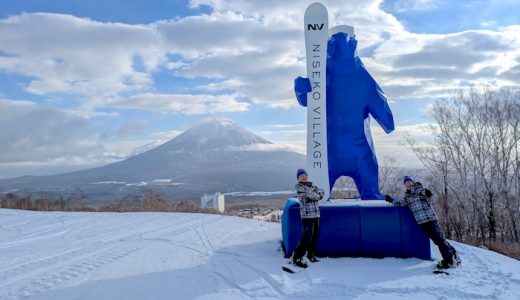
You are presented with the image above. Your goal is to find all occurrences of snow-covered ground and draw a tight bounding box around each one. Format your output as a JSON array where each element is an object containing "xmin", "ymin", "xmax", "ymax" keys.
[{"xmin": 0, "ymin": 209, "xmax": 519, "ymax": 300}]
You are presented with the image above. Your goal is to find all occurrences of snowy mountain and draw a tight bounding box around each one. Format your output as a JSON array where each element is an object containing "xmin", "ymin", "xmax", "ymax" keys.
[
  {"xmin": 1, "ymin": 208, "xmax": 519, "ymax": 300},
  {"xmin": 0, "ymin": 118, "xmax": 305, "ymax": 201}
]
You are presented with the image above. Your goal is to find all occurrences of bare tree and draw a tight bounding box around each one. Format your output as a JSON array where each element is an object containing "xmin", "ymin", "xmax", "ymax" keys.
[
  {"xmin": 378, "ymin": 156, "xmax": 406, "ymax": 196},
  {"xmin": 408, "ymin": 88, "xmax": 520, "ymax": 247},
  {"xmin": 140, "ymin": 188, "xmax": 168, "ymax": 211},
  {"xmin": 66, "ymin": 188, "xmax": 87, "ymax": 211}
]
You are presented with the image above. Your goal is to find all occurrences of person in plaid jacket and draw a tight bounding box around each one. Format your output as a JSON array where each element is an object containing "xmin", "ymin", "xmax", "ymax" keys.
[
  {"xmin": 291, "ymin": 169, "xmax": 324, "ymax": 268},
  {"xmin": 386, "ymin": 176, "xmax": 460, "ymax": 269}
]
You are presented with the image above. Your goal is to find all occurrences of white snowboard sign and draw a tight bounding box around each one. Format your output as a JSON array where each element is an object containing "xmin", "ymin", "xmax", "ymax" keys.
[{"xmin": 304, "ymin": 2, "xmax": 330, "ymax": 200}]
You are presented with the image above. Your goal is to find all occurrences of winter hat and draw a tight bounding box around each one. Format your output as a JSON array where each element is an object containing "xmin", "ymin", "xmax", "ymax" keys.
[
  {"xmin": 403, "ymin": 176, "xmax": 414, "ymax": 184},
  {"xmin": 296, "ymin": 169, "xmax": 308, "ymax": 179}
]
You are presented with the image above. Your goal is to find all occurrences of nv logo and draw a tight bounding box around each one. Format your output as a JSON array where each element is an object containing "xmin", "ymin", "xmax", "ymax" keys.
[{"xmin": 307, "ymin": 24, "xmax": 324, "ymax": 30}]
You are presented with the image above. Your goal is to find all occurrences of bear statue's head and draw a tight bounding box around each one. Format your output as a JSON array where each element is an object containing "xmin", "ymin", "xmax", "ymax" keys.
[{"xmin": 328, "ymin": 32, "xmax": 358, "ymax": 61}]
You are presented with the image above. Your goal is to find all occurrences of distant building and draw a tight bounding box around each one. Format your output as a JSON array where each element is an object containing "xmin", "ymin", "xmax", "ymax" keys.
[{"xmin": 201, "ymin": 192, "xmax": 225, "ymax": 213}]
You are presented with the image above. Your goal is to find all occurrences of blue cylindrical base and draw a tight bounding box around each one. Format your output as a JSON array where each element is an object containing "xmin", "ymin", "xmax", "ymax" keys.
[{"xmin": 281, "ymin": 199, "xmax": 431, "ymax": 260}]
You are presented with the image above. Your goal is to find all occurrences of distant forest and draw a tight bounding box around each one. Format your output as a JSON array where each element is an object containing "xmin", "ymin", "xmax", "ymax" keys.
[{"xmin": 0, "ymin": 187, "xmax": 217, "ymax": 214}]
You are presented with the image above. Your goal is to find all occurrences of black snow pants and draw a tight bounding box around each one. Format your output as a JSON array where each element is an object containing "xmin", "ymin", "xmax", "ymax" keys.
[
  {"xmin": 420, "ymin": 220, "xmax": 456, "ymax": 263},
  {"xmin": 293, "ymin": 217, "xmax": 320, "ymax": 261}
]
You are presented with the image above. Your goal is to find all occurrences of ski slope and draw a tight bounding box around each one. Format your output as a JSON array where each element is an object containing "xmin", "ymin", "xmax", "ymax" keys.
[{"xmin": 0, "ymin": 209, "xmax": 519, "ymax": 300}]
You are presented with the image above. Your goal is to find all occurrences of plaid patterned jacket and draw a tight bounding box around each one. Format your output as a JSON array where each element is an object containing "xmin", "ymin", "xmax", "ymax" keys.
[
  {"xmin": 295, "ymin": 182, "xmax": 324, "ymax": 219},
  {"xmin": 392, "ymin": 182, "xmax": 438, "ymax": 224}
]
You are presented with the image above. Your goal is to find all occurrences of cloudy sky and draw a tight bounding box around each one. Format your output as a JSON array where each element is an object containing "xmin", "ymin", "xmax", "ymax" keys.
[{"xmin": 1, "ymin": 0, "xmax": 519, "ymax": 179}]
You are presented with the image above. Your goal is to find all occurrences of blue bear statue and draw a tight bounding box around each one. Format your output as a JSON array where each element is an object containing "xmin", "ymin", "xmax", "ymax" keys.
[{"xmin": 295, "ymin": 31, "xmax": 394, "ymax": 200}]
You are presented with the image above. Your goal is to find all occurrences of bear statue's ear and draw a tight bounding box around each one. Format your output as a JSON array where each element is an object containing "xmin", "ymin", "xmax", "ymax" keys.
[{"xmin": 328, "ymin": 25, "xmax": 355, "ymax": 38}]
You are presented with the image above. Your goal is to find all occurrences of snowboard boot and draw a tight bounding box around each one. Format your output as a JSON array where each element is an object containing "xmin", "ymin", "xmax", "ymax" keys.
[
  {"xmin": 450, "ymin": 248, "xmax": 461, "ymax": 267},
  {"xmin": 292, "ymin": 258, "xmax": 308, "ymax": 269},
  {"xmin": 307, "ymin": 256, "xmax": 320, "ymax": 263},
  {"xmin": 436, "ymin": 259, "xmax": 453, "ymax": 269}
]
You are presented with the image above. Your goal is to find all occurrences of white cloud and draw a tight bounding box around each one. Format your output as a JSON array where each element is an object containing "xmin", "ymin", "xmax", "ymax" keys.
[
  {"xmin": 150, "ymin": 129, "xmax": 183, "ymax": 140},
  {"xmin": 0, "ymin": 99, "xmax": 185, "ymax": 178},
  {"xmin": 155, "ymin": 11, "xmax": 299, "ymax": 58},
  {"xmin": 0, "ymin": 98, "xmax": 102, "ymax": 164},
  {"xmin": 2, "ymin": 2, "xmax": 518, "ymax": 110},
  {"xmin": 116, "ymin": 93, "xmax": 250, "ymax": 114},
  {"xmin": 269, "ymin": 123, "xmax": 306, "ymax": 129},
  {"xmin": 370, "ymin": 28, "xmax": 520, "ymax": 99},
  {"xmin": 0, "ymin": 13, "xmax": 161, "ymax": 102},
  {"xmin": 203, "ymin": 79, "xmax": 245, "ymax": 91},
  {"xmin": 248, "ymin": 123, "xmax": 307, "ymax": 155},
  {"xmin": 178, "ymin": 0, "xmax": 520, "ymax": 105},
  {"xmin": 100, "ymin": 121, "xmax": 150, "ymax": 139},
  {"xmin": 481, "ymin": 21, "xmax": 497, "ymax": 27},
  {"xmin": 260, "ymin": 130, "xmax": 306, "ymax": 136},
  {"xmin": 369, "ymin": 121, "xmax": 436, "ymax": 168},
  {"xmin": 0, "ymin": 1, "xmax": 401, "ymax": 111},
  {"xmin": 107, "ymin": 128, "xmax": 182, "ymax": 157},
  {"xmin": 227, "ymin": 142, "xmax": 304, "ymax": 154},
  {"xmin": 392, "ymin": 0, "xmax": 440, "ymax": 12}
]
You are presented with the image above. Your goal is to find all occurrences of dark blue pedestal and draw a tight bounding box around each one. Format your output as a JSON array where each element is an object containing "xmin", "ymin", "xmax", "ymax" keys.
[{"xmin": 281, "ymin": 198, "xmax": 431, "ymax": 260}]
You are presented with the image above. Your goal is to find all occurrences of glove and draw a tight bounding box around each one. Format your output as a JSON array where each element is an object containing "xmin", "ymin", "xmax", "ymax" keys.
[
  {"xmin": 317, "ymin": 189, "xmax": 324, "ymax": 199},
  {"xmin": 425, "ymin": 189, "xmax": 432, "ymax": 198},
  {"xmin": 385, "ymin": 194, "xmax": 393, "ymax": 203}
]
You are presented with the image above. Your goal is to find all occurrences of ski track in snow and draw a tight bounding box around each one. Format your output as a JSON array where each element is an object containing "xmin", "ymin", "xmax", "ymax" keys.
[{"xmin": 0, "ymin": 209, "xmax": 519, "ymax": 300}]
